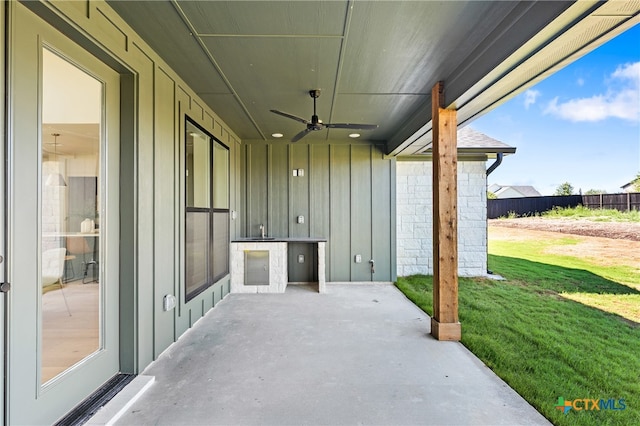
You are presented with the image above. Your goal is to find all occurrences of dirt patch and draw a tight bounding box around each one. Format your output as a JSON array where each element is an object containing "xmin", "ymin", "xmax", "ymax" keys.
[
  {"xmin": 488, "ymin": 217, "xmax": 640, "ymax": 241},
  {"xmin": 489, "ymin": 221, "xmax": 640, "ymax": 270}
]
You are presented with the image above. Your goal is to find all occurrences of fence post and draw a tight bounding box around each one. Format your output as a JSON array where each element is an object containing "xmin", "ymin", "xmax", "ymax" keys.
[
  {"xmin": 600, "ymin": 193, "xmax": 603, "ymax": 209},
  {"xmin": 628, "ymin": 192, "xmax": 631, "ymax": 212}
]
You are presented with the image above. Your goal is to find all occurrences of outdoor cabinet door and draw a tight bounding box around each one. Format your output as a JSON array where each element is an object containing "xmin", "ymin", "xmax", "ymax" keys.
[{"xmin": 6, "ymin": 3, "xmax": 121, "ymax": 424}]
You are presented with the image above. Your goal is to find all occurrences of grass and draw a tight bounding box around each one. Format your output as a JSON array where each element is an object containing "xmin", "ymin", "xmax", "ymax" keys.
[
  {"xmin": 542, "ymin": 206, "xmax": 640, "ymax": 223},
  {"xmin": 395, "ymin": 238, "xmax": 640, "ymax": 425},
  {"xmin": 490, "ymin": 237, "xmax": 640, "ymax": 322}
]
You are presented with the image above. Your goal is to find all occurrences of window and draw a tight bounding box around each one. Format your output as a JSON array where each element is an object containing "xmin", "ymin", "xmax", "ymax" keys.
[{"xmin": 185, "ymin": 118, "xmax": 229, "ymax": 301}]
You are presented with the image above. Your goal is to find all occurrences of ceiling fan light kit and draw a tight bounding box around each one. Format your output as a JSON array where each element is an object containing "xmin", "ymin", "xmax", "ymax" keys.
[{"xmin": 270, "ymin": 89, "xmax": 378, "ymax": 142}]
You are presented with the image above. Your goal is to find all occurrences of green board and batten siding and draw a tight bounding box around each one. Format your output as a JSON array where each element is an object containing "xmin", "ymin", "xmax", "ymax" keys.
[
  {"xmin": 13, "ymin": 0, "xmax": 395, "ymax": 384},
  {"xmin": 243, "ymin": 141, "xmax": 396, "ymax": 282},
  {"xmin": 21, "ymin": 0, "xmax": 241, "ymax": 373}
]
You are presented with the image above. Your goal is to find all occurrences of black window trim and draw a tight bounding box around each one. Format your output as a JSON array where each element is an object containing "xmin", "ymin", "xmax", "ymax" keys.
[{"xmin": 184, "ymin": 117, "xmax": 230, "ymax": 302}]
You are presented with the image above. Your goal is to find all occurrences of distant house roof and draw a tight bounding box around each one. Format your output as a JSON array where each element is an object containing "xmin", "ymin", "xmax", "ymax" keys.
[
  {"xmin": 491, "ymin": 185, "xmax": 542, "ymax": 198},
  {"xmin": 420, "ymin": 127, "xmax": 516, "ymax": 158},
  {"xmin": 621, "ymin": 180, "xmax": 637, "ymax": 192}
]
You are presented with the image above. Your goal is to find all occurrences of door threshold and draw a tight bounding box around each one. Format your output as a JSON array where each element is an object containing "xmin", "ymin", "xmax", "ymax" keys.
[{"xmin": 54, "ymin": 373, "xmax": 136, "ymax": 426}]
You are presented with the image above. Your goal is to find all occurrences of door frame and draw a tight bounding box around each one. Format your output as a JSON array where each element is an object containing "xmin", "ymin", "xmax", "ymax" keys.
[
  {"xmin": 1, "ymin": 2, "xmax": 7, "ymax": 425},
  {"xmin": 3, "ymin": 1, "xmax": 137, "ymax": 423}
]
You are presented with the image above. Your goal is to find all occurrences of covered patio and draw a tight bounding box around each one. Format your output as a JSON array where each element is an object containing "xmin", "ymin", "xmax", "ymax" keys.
[
  {"xmin": 90, "ymin": 284, "xmax": 549, "ymax": 425},
  {"xmin": 3, "ymin": 1, "xmax": 639, "ymax": 423}
]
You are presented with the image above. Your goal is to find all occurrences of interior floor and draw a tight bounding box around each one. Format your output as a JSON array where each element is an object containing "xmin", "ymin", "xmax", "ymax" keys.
[{"xmin": 42, "ymin": 279, "xmax": 99, "ymax": 383}]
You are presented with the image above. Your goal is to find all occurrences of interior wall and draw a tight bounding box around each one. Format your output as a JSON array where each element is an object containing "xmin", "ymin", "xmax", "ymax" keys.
[
  {"xmin": 24, "ymin": 0, "xmax": 242, "ymax": 372},
  {"xmin": 243, "ymin": 140, "xmax": 396, "ymax": 282}
]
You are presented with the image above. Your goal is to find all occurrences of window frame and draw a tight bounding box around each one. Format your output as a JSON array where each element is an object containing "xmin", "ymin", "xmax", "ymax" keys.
[{"xmin": 184, "ymin": 117, "xmax": 230, "ymax": 302}]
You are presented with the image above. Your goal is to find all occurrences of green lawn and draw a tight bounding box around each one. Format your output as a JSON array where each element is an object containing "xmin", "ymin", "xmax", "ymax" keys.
[{"xmin": 396, "ymin": 237, "xmax": 640, "ymax": 425}]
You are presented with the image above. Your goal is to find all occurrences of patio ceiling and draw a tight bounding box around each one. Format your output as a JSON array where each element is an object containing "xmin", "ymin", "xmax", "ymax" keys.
[{"xmin": 107, "ymin": 1, "xmax": 640, "ymax": 155}]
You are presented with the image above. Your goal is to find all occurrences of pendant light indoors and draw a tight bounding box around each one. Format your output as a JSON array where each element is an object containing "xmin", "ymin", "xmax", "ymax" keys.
[{"xmin": 46, "ymin": 133, "xmax": 67, "ymax": 187}]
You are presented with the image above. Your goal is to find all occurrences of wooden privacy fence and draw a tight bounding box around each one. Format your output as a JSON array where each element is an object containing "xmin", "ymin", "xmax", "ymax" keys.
[
  {"xmin": 487, "ymin": 193, "xmax": 640, "ymax": 219},
  {"xmin": 581, "ymin": 192, "xmax": 640, "ymax": 212}
]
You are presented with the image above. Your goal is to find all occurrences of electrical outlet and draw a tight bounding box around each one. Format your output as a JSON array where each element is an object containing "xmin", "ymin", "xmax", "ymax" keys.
[
  {"xmin": 355, "ymin": 254, "xmax": 362, "ymax": 263},
  {"xmin": 163, "ymin": 294, "xmax": 176, "ymax": 311},
  {"xmin": 297, "ymin": 215, "xmax": 304, "ymax": 224},
  {"xmin": 298, "ymin": 254, "xmax": 305, "ymax": 263}
]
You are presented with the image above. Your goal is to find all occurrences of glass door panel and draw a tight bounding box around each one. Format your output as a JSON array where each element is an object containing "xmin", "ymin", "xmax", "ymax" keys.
[{"xmin": 40, "ymin": 48, "xmax": 102, "ymax": 384}]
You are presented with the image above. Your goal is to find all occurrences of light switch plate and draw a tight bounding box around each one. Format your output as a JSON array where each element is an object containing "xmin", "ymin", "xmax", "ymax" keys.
[
  {"xmin": 355, "ymin": 254, "xmax": 362, "ymax": 263},
  {"xmin": 297, "ymin": 215, "xmax": 304, "ymax": 224},
  {"xmin": 298, "ymin": 254, "xmax": 305, "ymax": 263}
]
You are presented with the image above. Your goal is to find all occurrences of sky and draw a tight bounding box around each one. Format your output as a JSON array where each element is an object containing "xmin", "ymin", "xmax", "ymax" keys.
[{"xmin": 472, "ymin": 23, "xmax": 640, "ymax": 196}]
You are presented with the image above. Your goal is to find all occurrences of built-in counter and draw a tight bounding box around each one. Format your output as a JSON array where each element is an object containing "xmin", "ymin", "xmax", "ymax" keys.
[{"xmin": 230, "ymin": 238, "xmax": 327, "ymax": 294}]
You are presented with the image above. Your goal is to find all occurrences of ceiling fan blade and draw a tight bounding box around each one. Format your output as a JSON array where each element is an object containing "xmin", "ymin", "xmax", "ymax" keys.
[
  {"xmin": 291, "ymin": 128, "xmax": 312, "ymax": 143},
  {"xmin": 325, "ymin": 123, "xmax": 379, "ymax": 130},
  {"xmin": 270, "ymin": 109, "xmax": 309, "ymax": 124}
]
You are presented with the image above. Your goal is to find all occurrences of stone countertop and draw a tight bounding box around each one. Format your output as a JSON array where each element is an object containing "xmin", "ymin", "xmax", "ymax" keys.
[{"xmin": 232, "ymin": 237, "xmax": 327, "ymax": 243}]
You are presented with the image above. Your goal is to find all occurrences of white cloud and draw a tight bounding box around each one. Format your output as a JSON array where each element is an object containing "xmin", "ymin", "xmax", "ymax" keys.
[
  {"xmin": 523, "ymin": 89, "xmax": 540, "ymax": 109},
  {"xmin": 576, "ymin": 78, "xmax": 585, "ymax": 86},
  {"xmin": 612, "ymin": 61, "xmax": 640, "ymax": 80},
  {"xmin": 544, "ymin": 61, "xmax": 640, "ymax": 122}
]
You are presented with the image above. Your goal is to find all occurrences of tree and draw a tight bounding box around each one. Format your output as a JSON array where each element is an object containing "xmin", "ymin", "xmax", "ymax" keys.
[
  {"xmin": 554, "ymin": 182, "xmax": 574, "ymax": 196},
  {"xmin": 584, "ymin": 189, "xmax": 607, "ymax": 195},
  {"xmin": 632, "ymin": 172, "xmax": 640, "ymax": 192}
]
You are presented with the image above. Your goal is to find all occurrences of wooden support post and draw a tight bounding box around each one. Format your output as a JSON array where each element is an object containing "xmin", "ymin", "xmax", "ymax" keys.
[{"xmin": 431, "ymin": 81, "xmax": 461, "ymax": 341}]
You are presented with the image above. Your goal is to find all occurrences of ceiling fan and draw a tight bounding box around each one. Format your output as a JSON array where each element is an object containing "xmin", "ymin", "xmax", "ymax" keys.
[{"xmin": 270, "ymin": 89, "xmax": 378, "ymax": 142}]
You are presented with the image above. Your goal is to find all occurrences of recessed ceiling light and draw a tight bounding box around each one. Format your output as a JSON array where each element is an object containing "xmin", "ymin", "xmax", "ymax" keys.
[
  {"xmin": 349, "ymin": 133, "xmax": 360, "ymax": 138},
  {"xmin": 272, "ymin": 133, "xmax": 284, "ymax": 138}
]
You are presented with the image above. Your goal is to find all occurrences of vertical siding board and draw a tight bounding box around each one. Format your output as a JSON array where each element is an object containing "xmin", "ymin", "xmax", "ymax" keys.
[
  {"xmin": 290, "ymin": 144, "xmax": 309, "ymax": 238},
  {"xmin": 153, "ymin": 69, "xmax": 176, "ymax": 357},
  {"xmin": 330, "ymin": 145, "xmax": 351, "ymax": 281},
  {"xmin": 270, "ymin": 144, "xmax": 289, "ymax": 238},
  {"xmin": 134, "ymin": 45, "xmax": 155, "ymax": 370},
  {"xmin": 309, "ymin": 144, "xmax": 330, "ymax": 279},
  {"xmin": 231, "ymin": 139, "xmax": 242, "ymax": 241},
  {"xmin": 229, "ymin": 141, "xmax": 243, "ymax": 240},
  {"xmin": 371, "ymin": 147, "xmax": 393, "ymax": 281},
  {"xmin": 350, "ymin": 145, "xmax": 372, "ymax": 281},
  {"xmin": 248, "ymin": 144, "xmax": 268, "ymax": 238},
  {"xmin": 389, "ymin": 159, "xmax": 397, "ymax": 281},
  {"xmin": 175, "ymin": 92, "xmax": 190, "ymax": 337}
]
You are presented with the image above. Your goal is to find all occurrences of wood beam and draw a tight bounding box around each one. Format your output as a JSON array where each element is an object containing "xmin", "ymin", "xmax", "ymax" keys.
[{"xmin": 431, "ymin": 81, "xmax": 461, "ymax": 341}]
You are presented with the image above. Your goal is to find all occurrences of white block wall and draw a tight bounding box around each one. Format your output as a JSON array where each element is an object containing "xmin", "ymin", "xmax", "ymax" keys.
[
  {"xmin": 396, "ymin": 161, "xmax": 487, "ymax": 277},
  {"xmin": 230, "ymin": 242, "xmax": 288, "ymax": 293}
]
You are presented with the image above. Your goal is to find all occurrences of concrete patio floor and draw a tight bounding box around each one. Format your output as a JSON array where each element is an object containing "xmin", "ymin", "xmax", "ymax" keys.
[{"xmin": 106, "ymin": 284, "xmax": 550, "ymax": 425}]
